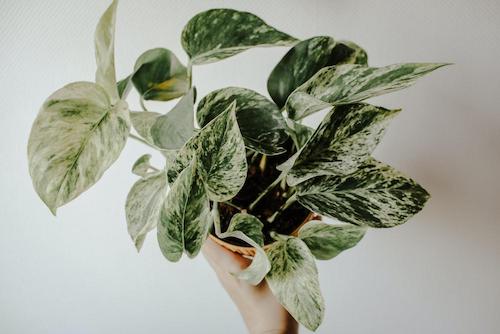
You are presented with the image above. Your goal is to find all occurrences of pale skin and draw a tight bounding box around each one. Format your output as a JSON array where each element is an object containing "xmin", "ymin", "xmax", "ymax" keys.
[{"xmin": 202, "ymin": 238, "xmax": 299, "ymax": 334}]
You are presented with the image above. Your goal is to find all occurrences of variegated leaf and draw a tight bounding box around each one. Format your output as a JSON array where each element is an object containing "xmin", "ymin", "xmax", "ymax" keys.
[
  {"xmin": 131, "ymin": 154, "xmax": 155, "ymax": 178},
  {"xmin": 117, "ymin": 74, "xmax": 132, "ymax": 99},
  {"xmin": 266, "ymin": 234, "xmax": 324, "ymax": 331},
  {"xmin": 131, "ymin": 48, "xmax": 189, "ymax": 101},
  {"xmin": 212, "ymin": 206, "xmax": 270, "ymax": 285},
  {"xmin": 296, "ymin": 158, "xmax": 430, "ymax": 228},
  {"xmin": 285, "ymin": 118, "xmax": 314, "ymax": 150},
  {"xmin": 287, "ymin": 63, "xmax": 448, "ymax": 120},
  {"xmin": 157, "ymin": 157, "xmax": 211, "ymax": 261},
  {"xmin": 28, "ymin": 82, "xmax": 130, "ymax": 214},
  {"xmin": 125, "ymin": 170, "xmax": 168, "ymax": 251},
  {"xmin": 181, "ymin": 8, "xmax": 298, "ymax": 65},
  {"xmin": 226, "ymin": 213, "xmax": 264, "ymax": 247},
  {"xmin": 94, "ymin": 0, "xmax": 119, "ymax": 103},
  {"xmin": 287, "ymin": 103, "xmax": 400, "ymax": 186},
  {"xmin": 130, "ymin": 111, "xmax": 161, "ymax": 144},
  {"xmin": 298, "ymin": 220, "xmax": 366, "ymax": 260},
  {"xmin": 150, "ymin": 88, "xmax": 197, "ymax": 150},
  {"xmin": 328, "ymin": 40, "xmax": 368, "ymax": 66},
  {"xmin": 197, "ymin": 87, "xmax": 288, "ymax": 155}
]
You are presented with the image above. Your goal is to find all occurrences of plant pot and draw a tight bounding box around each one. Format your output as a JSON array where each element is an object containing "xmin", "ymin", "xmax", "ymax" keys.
[{"xmin": 209, "ymin": 212, "xmax": 320, "ymax": 257}]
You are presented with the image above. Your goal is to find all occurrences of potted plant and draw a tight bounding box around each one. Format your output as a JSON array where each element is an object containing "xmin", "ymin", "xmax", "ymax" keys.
[{"xmin": 27, "ymin": 1, "xmax": 448, "ymax": 331}]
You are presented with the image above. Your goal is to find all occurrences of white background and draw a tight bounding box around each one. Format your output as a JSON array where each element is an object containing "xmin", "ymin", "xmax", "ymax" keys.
[{"xmin": 1, "ymin": 0, "xmax": 499, "ymax": 333}]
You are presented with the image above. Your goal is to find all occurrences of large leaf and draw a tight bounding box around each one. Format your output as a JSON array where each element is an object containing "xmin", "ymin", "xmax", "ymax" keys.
[
  {"xmin": 212, "ymin": 206, "xmax": 270, "ymax": 285},
  {"xmin": 126, "ymin": 170, "xmax": 168, "ymax": 251},
  {"xmin": 268, "ymin": 37, "xmax": 368, "ymax": 108},
  {"xmin": 296, "ymin": 158, "xmax": 430, "ymax": 228},
  {"xmin": 287, "ymin": 63, "xmax": 448, "ymax": 120},
  {"xmin": 131, "ymin": 48, "xmax": 189, "ymax": 101},
  {"xmin": 157, "ymin": 157, "xmax": 211, "ymax": 261},
  {"xmin": 167, "ymin": 102, "xmax": 247, "ymax": 202},
  {"xmin": 94, "ymin": 0, "xmax": 119, "ymax": 103},
  {"xmin": 225, "ymin": 213, "xmax": 264, "ymax": 247},
  {"xmin": 28, "ymin": 82, "xmax": 130, "ymax": 214},
  {"xmin": 181, "ymin": 8, "xmax": 298, "ymax": 65},
  {"xmin": 150, "ymin": 88, "xmax": 197, "ymax": 150},
  {"xmin": 130, "ymin": 111, "xmax": 161, "ymax": 144},
  {"xmin": 298, "ymin": 220, "xmax": 366, "ymax": 260},
  {"xmin": 266, "ymin": 234, "xmax": 324, "ymax": 331},
  {"xmin": 197, "ymin": 87, "xmax": 288, "ymax": 155},
  {"xmin": 286, "ymin": 103, "xmax": 400, "ymax": 186}
]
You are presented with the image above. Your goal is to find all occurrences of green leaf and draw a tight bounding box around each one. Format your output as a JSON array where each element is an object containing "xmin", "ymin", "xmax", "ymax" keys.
[
  {"xmin": 168, "ymin": 102, "xmax": 247, "ymax": 201},
  {"xmin": 131, "ymin": 48, "xmax": 189, "ymax": 101},
  {"xmin": 266, "ymin": 234, "xmax": 324, "ymax": 331},
  {"xmin": 182, "ymin": 8, "xmax": 298, "ymax": 65},
  {"xmin": 117, "ymin": 74, "xmax": 132, "ymax": 99},
  {"xmin": 157, "ymin": 157, "xmax": 211, "ymax": 261},
  {"xmin": 287, "ymin": 63, "xmax": 449, "ymax": 120},
  {"xmin": 197, "ymin": 87, "xmax": 288, "ymax": 155},
  {"xmin": 28, "ymin": 82, "xmax": 130, "ymax": 214},
  {"xmin": 130, "ymin": 111, "xmax": 161, "ymax": 144},
  {"xmin": 298, "ymin": 220, "xmax": 366, "ymax": 260},
  {"xmin": 131, "ymin": 153, "xmax": 155, "ymax": 177},
  {"xmin": 295, "ymin": 158, "xmax": 430, "ymax": 228},
  {"xmin": 94, "ymin": 0, "xmax": 119, "ymax": 103},
  {"xmin": 213, "ymin": 206, "xmax": 270, "ymax": 285},
  {"xmin": 225, "ymin": 213, "xmax": 264, "ymax": 247},
  {"xmin": 150, "ymin": 88, "xmax": 197, "ymax": 150},
  {"xmin": 328, "ymin": 40, "xmax": 368, "ymax": 66},
  {"xmin": 125, "ymin": 170, "xmax": 168, "ymax": 251},
  {"xmin": 287, "ymin": 103, "xmax": 400, "ymax": 186},
  {"xmin": 285, "ymin": 118, "xmax": 314, "ymax": 150}
]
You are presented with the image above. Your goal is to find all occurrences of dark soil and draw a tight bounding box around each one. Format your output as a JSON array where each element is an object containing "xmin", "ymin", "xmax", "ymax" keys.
[{"xmin": 215, "ymin": 140, "xmax": 311, "ymax": 246}]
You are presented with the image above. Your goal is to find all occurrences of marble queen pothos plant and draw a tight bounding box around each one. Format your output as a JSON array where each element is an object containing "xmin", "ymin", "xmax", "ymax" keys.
[{"xmin": 27, "ymin": 1, "xmax": 448, "ymax": 331}]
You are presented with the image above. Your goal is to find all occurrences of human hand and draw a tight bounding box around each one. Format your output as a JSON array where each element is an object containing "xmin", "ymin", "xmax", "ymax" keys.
[{"xmin": 202, "ymin": 238, "xmax": 299, "ymax": 334}]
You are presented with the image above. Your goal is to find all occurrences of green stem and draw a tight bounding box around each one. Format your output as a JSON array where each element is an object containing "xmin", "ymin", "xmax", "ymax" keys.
[
  {"xmin": 248, "ymin": 172, "xmax": 286, "ymax": 211},
  {"xmin": 139, "ymin": 97, "xmax": 149, "ymax": 112},
  {"xmin": 129, "ymin": 133, "xmax": 156, "ymax": 149},
  {"xmin": 267, "ymin": 193, "xmax": 297, "ymax": 223},
  {"xmin": 223, "ymin": 201, "xmax": 244, "ymax": 211}
]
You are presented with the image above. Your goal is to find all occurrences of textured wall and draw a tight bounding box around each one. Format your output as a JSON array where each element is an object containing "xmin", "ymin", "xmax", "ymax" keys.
[{"xmin": 1, "ymin": 0, "xmax": 499, "ymax": 333}]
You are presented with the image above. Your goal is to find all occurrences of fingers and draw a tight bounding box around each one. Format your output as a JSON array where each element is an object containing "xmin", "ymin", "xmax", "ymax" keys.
[{"xmin": 202, "ymin": 237, "xmax": 252, "ymax": 274}]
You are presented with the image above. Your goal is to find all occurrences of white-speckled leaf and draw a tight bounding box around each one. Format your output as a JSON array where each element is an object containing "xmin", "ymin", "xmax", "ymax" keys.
[
  {"xmin": 130, "ymin": 111, "xmax": 161, "ymax": 144},
  {"xmin": 266, "ymin": 234, "xmax": 324, "ymax": 331},
  {"xmin": 329, "ymin": 40, "xmax": 368, "ymax": 66},
  {"xmin": 226, "ymin": 213, "xmax": 264, "ymax": 247},
  {"xmin": 94, "ymin": 0, "xmax": 119, "ymax": 103},
  {"xmin": 285, "ymin": 118, "xmax": 314, "ymax": 150},
  {"xmin": 157, "ymin": 157, "xmax": 211, "ymax": 261},
  {"xmin": 296, "ymin": 158, "xmax": 430, "ymax": 228},
  {"xmin": 213, "ymin": 207, "xmax": 270, "ymax": 285},
  {"xmin": 28, "ymin": 82, "xmax": 130, "ymax": 214},
  {"xmin": 182, "ymin": 8, "xmax": 298, "ymax": 65},
  {"xmin": 131, "ymin": 153, "xmax": 155, "ymax": 177},
  {"xmin": 298, "ymin": 220, "xmax": 366, "ymax": 260},
  {"xmin": 197, "ymin": 87, "xmax": 288, "ymax": 155},
  {"xmin": 287, "ymin": 63, "xmax": 448, "ymax": 120},
  {"xmin": 287, "ymin": 103, "xmax": 400, "ymax": 186},
  {"xmin": 150, "ymin": 88, "xmax": 196, "ymax": 150},
  {"xmin": 125, "ymin": 170, "xmax": 168, "ymax": 251}
]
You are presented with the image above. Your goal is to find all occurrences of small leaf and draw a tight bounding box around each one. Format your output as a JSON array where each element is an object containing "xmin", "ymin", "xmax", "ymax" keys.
[
  {"xmin": 226, "ymin": 213, "xmax": 264, "ymax": 247},
  {"xmin": 131, "ymin": 48, "xmax": 189, "ymax": 101},
  {"xmin": 28, "ymin": 82, "xmax": 130, "ymax": 214},
  {"xmin": 197, "ymin": 87, "xmax": 288, "ymax": 155},
  {"xmin": 287, "ymin": 63, "xmax": 449, "ymax": 120},
  {"xmin": 213, "ymin": 207, "xmax": 270, "ymax": 285},
  {"xmin": 126, "ymin": 170, "xmax": 168, "ymax": 251},
  {"xmin": 182, "ymin": 8, "xmax": 298, "ymax": 65},
  {"xmin": 287, "ymin": 103, "xmax": 400, "ymax": 186},
  {"xmin": 94, "ymin": 0, "xmax": 119, "ymax": 103},
  {"xmin": 328, "ymin": 40, "xmax": 368, "ymax": 66},
  {"xmin": 157, "ymin": 157, "xmax": 211, "ymax": 261},
  {"xmin": 298, "ymin": 220, "xmax": 366, "ymax": 260},
  {"xmin": 285, "ymin": 118, "xmax": 314, "ymax": 150},
  {"xmin": 295, "ymin": 158, "xmax": 430, "ymax": 228},
  {"xmin": 131, "ymin": 154, "xmax": 154, "ymax": 177},
  {"xmin": 150, "ymin": 88, "xmax": 197, "ymax": 150},
  {"xmin": 266, "ymin": 234, "xmax": 324, "ymax": 331},
  {"xmin": 130, "ymin": 111, "xmax": 161, "ymax": 144}
]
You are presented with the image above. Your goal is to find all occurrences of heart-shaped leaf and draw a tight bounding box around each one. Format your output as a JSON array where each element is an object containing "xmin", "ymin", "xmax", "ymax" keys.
[
  {"xmin": 197, "ymin": 87, "xmax": 288, "ymax": 155},
  {"xmin": 226, "ymin": 213, "xmax": 264, "ymax": 247},
  {"xmin": 287, "ymin": 63, "xmax": 449, "ymax": 120},
  {"xmin": 131, "ymin": 153, "xmax": 155, "ymax": 177},
  {"xmin": 295, "ymin": 158, "xmax": 430, "ymax": 228},
  {"xmin": 94, "ymin": 0, "xmax": 119, "ymax": 103},
  {"xmin": 28, "ymin": 82, "xmax": 130, "ymax": 214},
  {"xmin": 157, "ymin": 157, "xmax": 212, "ymax": 261},
  {"xmin": 150, "ymin": 88, "xmax": 197, "ymax": 150},
  {"xmin": 131, "ymin": 48, "xmax": 189, "ymax": 101},
  {"xmin": 182, "ymin": 8, "xmax": 298, "ymax": 65},
  {"xmin": 287, "ymin": 103, "xmax": 400, "ymax": 186},
  {"xmin": 126, "ymin": 169, "xmax": 168, "ymax": 251},
  {"xmin": 298, "ymin": 220, "xmax": 366, "ymax": 260},
  {"xmin": 266, "ymin": 234, "xmax": 324, "ymax": 331}
]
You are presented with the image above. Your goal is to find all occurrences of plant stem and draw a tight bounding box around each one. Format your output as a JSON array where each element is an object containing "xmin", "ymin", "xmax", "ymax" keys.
[
  {"xmin": 187, "ymin": 61, "xmax": 193, "ymax": 89},
  {"xmin": 223, "ymin": 201, "xmax": 243, "ymax": 211},
  {"xmin": 139, "ymin": 97, "xmax": 149, "ymax": 112},
  {"xmin": 129, "ymin": 133, "xmax": 156, "ymax": 149},
  {"xmin": 248, "ymin": 171, "xmax": 286, "ymax": 211},
  {"xmin": 267, "ymin": 193, "xmax": 297, "ymax": 223}
]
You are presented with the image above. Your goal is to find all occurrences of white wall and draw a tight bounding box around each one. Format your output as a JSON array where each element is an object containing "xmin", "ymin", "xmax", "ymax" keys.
[{"xmin": 1, "ymin": 0, "xmax": 499, "ymax": 333}]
